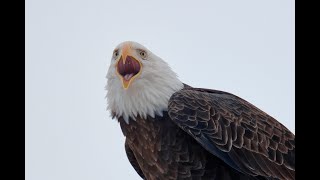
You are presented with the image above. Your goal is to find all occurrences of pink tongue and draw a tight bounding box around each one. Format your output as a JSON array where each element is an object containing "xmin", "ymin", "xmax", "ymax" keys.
[{"xmin": 124, "ymin": 73, "xmax": 134, "ymax": 81}]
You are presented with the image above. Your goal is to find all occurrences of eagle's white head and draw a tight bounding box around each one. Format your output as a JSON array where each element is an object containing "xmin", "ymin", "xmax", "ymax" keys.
[{"xmin": 106, "ymin": 41, "xmax": 184, "ymax": 123}]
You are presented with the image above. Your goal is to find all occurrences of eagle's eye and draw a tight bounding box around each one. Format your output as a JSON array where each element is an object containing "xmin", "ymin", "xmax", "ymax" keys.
[
  {"xmin": 113, "ymin": 50, "xmax": 119, "ymax": 58},
  {"xmin": 139, "ymin": 50, "xmax": 147, "ymax": 59}
]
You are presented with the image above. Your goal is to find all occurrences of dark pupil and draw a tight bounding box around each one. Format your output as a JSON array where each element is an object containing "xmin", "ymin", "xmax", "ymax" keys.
[{"xmin": 141, "ymin": 52, "xmax": 144, "ymax": 56}]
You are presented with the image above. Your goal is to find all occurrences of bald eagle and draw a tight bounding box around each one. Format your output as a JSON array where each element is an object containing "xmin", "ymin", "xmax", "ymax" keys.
[{"xmin": 106, "ymin": 41, "xmax": 295, "ymax": 180}]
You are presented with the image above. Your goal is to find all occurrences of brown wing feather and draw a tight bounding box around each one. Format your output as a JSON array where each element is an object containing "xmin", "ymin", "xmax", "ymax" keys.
[
  {"xmin": 125, "ymin": 140, "xmax": 145, "ymax": 179},
  {"xmin": 168, "ymin": 88, "xmax": 295, "ymax": 180}
]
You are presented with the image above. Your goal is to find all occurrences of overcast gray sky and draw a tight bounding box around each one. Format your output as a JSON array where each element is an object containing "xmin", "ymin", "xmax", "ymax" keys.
[{"xmin": 26, "ymin": 0, "xmax": 294, "ymax": 179}]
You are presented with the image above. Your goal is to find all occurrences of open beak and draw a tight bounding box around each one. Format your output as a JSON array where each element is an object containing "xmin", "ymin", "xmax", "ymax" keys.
[{"xmin": 115, "ymin": 45, "xmax": 142, "ymax": 89}]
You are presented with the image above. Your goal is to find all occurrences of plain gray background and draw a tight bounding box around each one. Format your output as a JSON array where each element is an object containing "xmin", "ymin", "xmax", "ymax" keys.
[{"xmin": 26, "ymin": 0, "xmax": 295, "ymax": 179}]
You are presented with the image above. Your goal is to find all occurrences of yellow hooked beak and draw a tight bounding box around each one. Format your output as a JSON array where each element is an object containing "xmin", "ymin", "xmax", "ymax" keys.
[{"xmin": 115, "ymin": 43, "xmax": 142, "ymax": 89}]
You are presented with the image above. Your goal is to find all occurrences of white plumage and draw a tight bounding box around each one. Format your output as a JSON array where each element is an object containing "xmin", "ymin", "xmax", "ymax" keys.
[{"xmin": 106, "ymin": 41, "xmax": 184, "ymax": 123}]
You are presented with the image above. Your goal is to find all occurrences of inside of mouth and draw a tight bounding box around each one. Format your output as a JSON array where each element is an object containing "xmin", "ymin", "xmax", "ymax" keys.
[
  {"xmin": 117, "ymin": 56, "xmax": 141, "ymax": 81},
  {"xmin": 123, "ymin": 73, "xmax": 135, "ymax": 81}
]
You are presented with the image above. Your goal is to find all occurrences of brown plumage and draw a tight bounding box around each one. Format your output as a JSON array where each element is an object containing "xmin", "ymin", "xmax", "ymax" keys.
[{"xmin": 115, "ymin": 85, "xmax": 295, "ymax": 180}]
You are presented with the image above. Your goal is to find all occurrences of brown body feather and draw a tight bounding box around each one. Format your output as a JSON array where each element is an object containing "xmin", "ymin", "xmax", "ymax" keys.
[
  {"xmin": 116, "ymin": 85, "xmax": 295, "ymax": 180},
  {"xmin": 120, "ymin": 114, "xmax": 263, "ymax": 180}
]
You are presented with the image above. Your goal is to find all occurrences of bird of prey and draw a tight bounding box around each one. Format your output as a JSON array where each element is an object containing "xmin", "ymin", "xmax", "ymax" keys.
[{"xmin": 105, "ymin": 41, "xmax": 295, "ymax": 180}]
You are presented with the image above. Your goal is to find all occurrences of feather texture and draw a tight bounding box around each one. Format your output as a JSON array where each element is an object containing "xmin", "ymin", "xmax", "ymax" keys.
[
  {"xmin": 168, "ymin": 87, "xmax": 295, "ymax": 179},
  {"xmin": 120, "ymin": 113, "xmax": 264, "ymax": 180}
]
